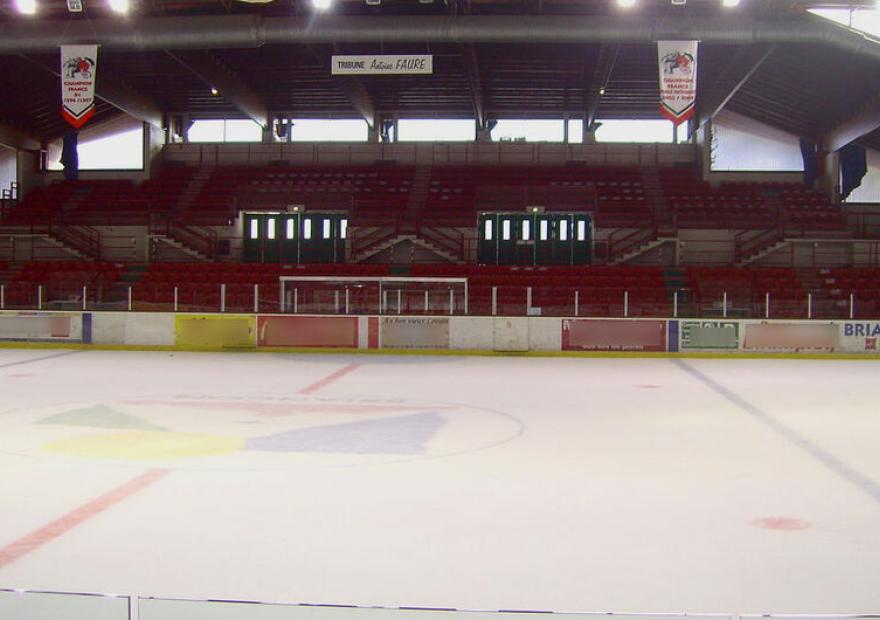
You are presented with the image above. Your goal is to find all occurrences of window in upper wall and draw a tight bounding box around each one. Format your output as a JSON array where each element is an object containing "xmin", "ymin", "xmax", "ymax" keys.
[
  {"xmin": 188, "ymin": 119, "xmax": 262, "ymax": 143},
  {"xmin": 0, "ymin": 146, "xmax": 16, "ymax": 195},
  {"xmin": 492, "ymin": 120, "xmax": 564, "ymax": 142},
  {"xmin": 289, "ymin": 119, "xmax": 368, "ymax": 142},
  {"xmin": 711, "ymin": 110, "xmax": 802, "ymax": 172},
  {"xmin": 809, "ymin": 8, "xmax": 880, "ymax": 38},
  {"xmin": 48, "ymin": 126, "xmax": 144, "ymax": 171},
  {"xmin": 396, "ymin": 119, "xmax": 476, "ymax": 142},
  {"xmin": 594, "ymin": 119, "xmax": 675, "ymax": 143},
  {"xmin": 567, "ymin": 119, "xmax": 584, "ymax": 144},
  {"xmin": 845, "ymin": 148, "xmax": 880, "ymax": 203}
]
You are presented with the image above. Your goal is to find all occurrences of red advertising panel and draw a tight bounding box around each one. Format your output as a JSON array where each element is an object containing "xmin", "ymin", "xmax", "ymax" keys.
[
  {"xmin": 562, "ymin": 319, "xmax": 667, "ymax": 352},
  {"xmin": 258, "ymin": 316, "xmax": 358, "ymax": 348}
]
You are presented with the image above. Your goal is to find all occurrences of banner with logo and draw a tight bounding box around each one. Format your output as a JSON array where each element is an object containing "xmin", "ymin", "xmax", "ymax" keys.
[
  {"xmin": 840, "ymin": 321, "xmax": 880, "ymax": 353},
  {"xmin": 332, "ymin": 55, "xmax": 433, "ymax": 75},
  {"xmin": 657, "ymin": 41, "xmax": 697, "ymax": 126},
  {"xmin": 60, "ymin": 45, "xmax": 98, "ymax": 129}
]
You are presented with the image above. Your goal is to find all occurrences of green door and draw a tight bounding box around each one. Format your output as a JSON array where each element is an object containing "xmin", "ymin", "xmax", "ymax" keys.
[
  {"xmin": 243, "ymin": 213, "xmax": 262, "ymax": 263},
  {"xmin": 551, "ymin": 215, "xmax": 574, "ymax": 265},
  {"xmin": 572, "ymin": 214, "xmax": 592, "ymax": 265},
  {"xmin": 280, "ymin": 214, "xmax": 300, "ymax": 263},
  {"xmin": 477, "ymin": 214, "xmax": 498, "ymax": 265},
  {"xmin": 262, "ymin": 214, "xmax": 281, "ymax": 263}
]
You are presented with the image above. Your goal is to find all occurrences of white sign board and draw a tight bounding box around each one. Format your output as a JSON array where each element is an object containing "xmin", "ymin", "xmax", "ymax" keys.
[{"xmin": 331, "ymin": 55, "xmax": 433, "ymax": 75}]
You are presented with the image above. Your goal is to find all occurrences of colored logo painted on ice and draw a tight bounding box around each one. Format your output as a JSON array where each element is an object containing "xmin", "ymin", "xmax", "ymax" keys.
[{"xmin": 0, "ymin": 395, "xmax": 522, "ymax": 469}]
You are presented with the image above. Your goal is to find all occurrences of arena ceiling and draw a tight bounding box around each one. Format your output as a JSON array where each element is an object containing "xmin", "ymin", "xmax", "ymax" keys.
[{"xmin": 1, "ymin": 0, "xmax": 880, "ymax": 152}]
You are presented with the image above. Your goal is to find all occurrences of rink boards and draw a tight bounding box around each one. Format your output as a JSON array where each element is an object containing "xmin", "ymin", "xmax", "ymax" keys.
[{"xmin": 1, "ymin": 310, "xmax": 880, "ymax": 355}]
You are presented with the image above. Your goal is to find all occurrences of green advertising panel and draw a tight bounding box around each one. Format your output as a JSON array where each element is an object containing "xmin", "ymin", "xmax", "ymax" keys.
[{"xmin": 680, "ymin": 321, "xmax": 740, "ymax": 350}]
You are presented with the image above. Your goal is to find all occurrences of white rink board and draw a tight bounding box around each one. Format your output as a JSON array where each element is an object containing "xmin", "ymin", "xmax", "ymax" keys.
[
  {"xmin": 0, "ymin": 590, "xmax": 129, "ymax": 620},
  {"xmin": 140, "ymin": 600, "xmax": 729, "ymax": 620}
]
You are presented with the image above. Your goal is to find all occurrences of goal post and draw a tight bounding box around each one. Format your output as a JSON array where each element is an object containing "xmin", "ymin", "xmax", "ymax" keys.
[{"xmin": 278, "ymin": 276, "xmax": 468, "ymax": 316}]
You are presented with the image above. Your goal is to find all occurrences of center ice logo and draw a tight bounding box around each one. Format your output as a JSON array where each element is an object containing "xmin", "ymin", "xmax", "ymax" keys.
[{"xmin": 2, "ymin": 395, "xmax": 522, "ymax": 468}]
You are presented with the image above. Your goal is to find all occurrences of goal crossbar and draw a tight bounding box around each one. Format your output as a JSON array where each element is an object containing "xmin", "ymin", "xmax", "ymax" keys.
[{"xmin": 278, "ymin": 275, "xmax": 468, "ymax": 315}]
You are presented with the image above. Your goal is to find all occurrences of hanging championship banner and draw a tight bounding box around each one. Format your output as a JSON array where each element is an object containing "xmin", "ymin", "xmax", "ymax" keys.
[
  {"xmin": 657, "ymin": 41, "xmax": 697, "ymax": 126},
  {"xmin": 60, "ymin": 45, "xmax": 98, "ymax": 129}
]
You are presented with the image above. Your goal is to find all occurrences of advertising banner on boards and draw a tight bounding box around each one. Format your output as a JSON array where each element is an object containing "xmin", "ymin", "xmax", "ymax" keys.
[
  {"xmin": 60, "ymin": 45, "xmax": 98, "ymax": 128},
  {"xmin": 680, "ymin": 321, "xmax": 740, "ymax": 350},
  {"xmin": 657, "ymin": 41, "xmax": 697, "ymax": 126},
  {"xmin": 839, "ymin": 321, "xmax": 880, "ymax": 353}
]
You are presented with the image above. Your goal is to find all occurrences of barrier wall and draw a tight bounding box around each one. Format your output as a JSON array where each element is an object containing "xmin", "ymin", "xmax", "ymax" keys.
[{"xmin": 3, "ymin": 311, "xmax": 880, "ymax": 355}]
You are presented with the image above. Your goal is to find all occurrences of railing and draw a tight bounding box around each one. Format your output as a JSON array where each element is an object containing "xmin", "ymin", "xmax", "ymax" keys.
[
  {"xmin": 7, "ymin": 278, "xmax": 875, "ymax": 320},
  {"xmin": 47, "ymin": 223, "xmax": 101, "ymax": 258},
  {"xmin": 417, "ymin": 225, "xmax": 465, "ymax": 260},
  {"xmin": 150, "ymin": 213, "xmax": 217, "ymax": 259},
  {"xmin": 734, "ymin": 225, "xmax": 783, "ymax": 264},
  {"xmin": 607, "ymin": 224, "xmax": 659, "ymax": 261},
  {"xmin": 163, "ymin": 141, "xmax": 698, "ymax": 168},
  {"xmin": 350, "ymin": 220, "xmax": 403, "ymax": 258}
]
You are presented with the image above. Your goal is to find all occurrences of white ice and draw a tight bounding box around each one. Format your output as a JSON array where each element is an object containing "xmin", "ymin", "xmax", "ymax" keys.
[{"xmin": 0, "ymin": 349, "xmax": 878, "ymax": 614}]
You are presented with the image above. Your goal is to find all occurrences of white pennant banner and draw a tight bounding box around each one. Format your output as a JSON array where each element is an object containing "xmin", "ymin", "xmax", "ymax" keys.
[
  {"xmin": 657, "ymin": 41, "xmax": 698, "ymax": 126},
  {"xmin": 60, "ymin": 45, "xmax": 98, "ymax": 129}
]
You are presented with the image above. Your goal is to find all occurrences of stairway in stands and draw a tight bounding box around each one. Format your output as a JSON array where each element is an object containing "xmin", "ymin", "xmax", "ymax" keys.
[
  {"xmin": 640, "ymin": 167, "xmax": 673, "ymax": 232},
  {"xmin": 175, "ymin": 167, "xmax": 214, "ymax": 212},
  {"xmin": 401, "ymin": 167, "xmax": 432, "ymax": 234},
  {"xmin": 662, "ymin": 266, "xmax": 692, "ymax": 316},
  {"xmin": 107, "ymin": 263, "xmax": 149, "ymax": 308}
]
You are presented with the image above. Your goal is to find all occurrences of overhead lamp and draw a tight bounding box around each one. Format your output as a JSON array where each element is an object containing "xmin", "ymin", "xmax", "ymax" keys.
[
  {"xmin": 599, "ymin": 87, "xmax": 606, "ymax": 95},
  {"xmin": 617, "ymin": 0, "xmax": 636, "ymax": 7},
  {"xmin": 108, "ymin": 0, "xmax": 129, "ymax": 14},
  {"xmin": 210, "ymin": 87, "xmax": 219, "ymax": 96},
  {"xmin": 722, "ymin": 0, "xmax": 739, "ymax": 6},
  {"xmin": 312, "ymin": 0, "xmax": 332, "ymax": 9},
  {"xmin": 15, "ymin": 0, "xmax": 37, "ymax": 15}
]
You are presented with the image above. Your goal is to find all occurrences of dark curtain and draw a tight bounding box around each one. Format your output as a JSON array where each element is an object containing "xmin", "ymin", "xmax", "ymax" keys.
[
  {"xmin": 380, "ymin": 119, "xmax": 395, "ymax": 142},
  {"xmin": 800, "ymin": 138, "xmax": 818, "ymax": 188},
  {"xmin": 839, "ymin": 143, "xmax": 867, "ymax": 201},
  {"xmin": 60, "ymin": 131, "xmax": 79, "ymax": 181}
]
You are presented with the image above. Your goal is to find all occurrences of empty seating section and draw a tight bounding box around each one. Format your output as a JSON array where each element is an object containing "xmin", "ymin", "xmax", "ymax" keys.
[
  {"xmin": 687, "ymin": 267, "xmax": 805, "ymax": 317},
  {"xmin": 1, "ymin": 183, "xmax": 79, "ymax": 226},
  {"xmin": 422, "ymin": 166, "xmax": 648, "ymax": 228},
  {"xmin": 820, "ymin": 267, "xmax": 880, "ymax": 319},
  {"xmin": 663, "ymin": 169, "xmax": 777, "ymax": 229},
  {"xmin": 0, "ymin": 258, "xmax": 875, "ymax": 320},
  {"xmin": 0, "ymin": 164, "xmax": 851, "ymax": 242},
  {"xmin": 3, "ymin": 260, "xmax": 120, "ymax": 307},
  {"xmin": 141, "ymin": 165, "xmax": 195, "ymax": 213},
  {"xmin": 661, "ymin": 171, "xmax": 846, "ymax": 233},
  {"xmin": 412, "ymin": 264, "xmax": 668, "ymax": 316},
  {"xmin": 187, "ymin": 166, "xmax": 414, "ymax": 226},
  {"xmin": 133, "ymin": 262, "xmax": 391, "ymax": 312}
]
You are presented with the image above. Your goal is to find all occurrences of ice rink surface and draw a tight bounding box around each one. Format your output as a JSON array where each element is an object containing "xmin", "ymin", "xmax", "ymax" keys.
[{"xmin": 0, "ymin": 348, "xmax": 878, "ymax": 614}]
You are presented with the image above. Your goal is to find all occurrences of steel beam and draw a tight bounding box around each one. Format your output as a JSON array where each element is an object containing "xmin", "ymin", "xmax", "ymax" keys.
[{"xmin": 167, "ymin": 50, "xmax": 269, "ymax": 128}]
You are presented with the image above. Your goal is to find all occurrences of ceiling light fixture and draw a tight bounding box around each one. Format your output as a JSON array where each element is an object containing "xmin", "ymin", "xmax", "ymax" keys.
[
  {"xmin": 15, "ymin": 0, "xmax": 37, "ymax": 15},
  {"xmin": 617, "ymin": 0, "xmax": 636, "ymax": 8},
  {"xmin": 722, "ymin": 0, "xmax": 739, "ymax": 6},
  {"xmin": 312, "ymin": 0, "xmax": 332, "ymax": 9},
  {"xmin": 211, "ymin": 87, "xmax": 219, "ymax": 96},
  {"xmin": 108, "ymin": 0, "xmax": 129, "ymax": 14}
]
